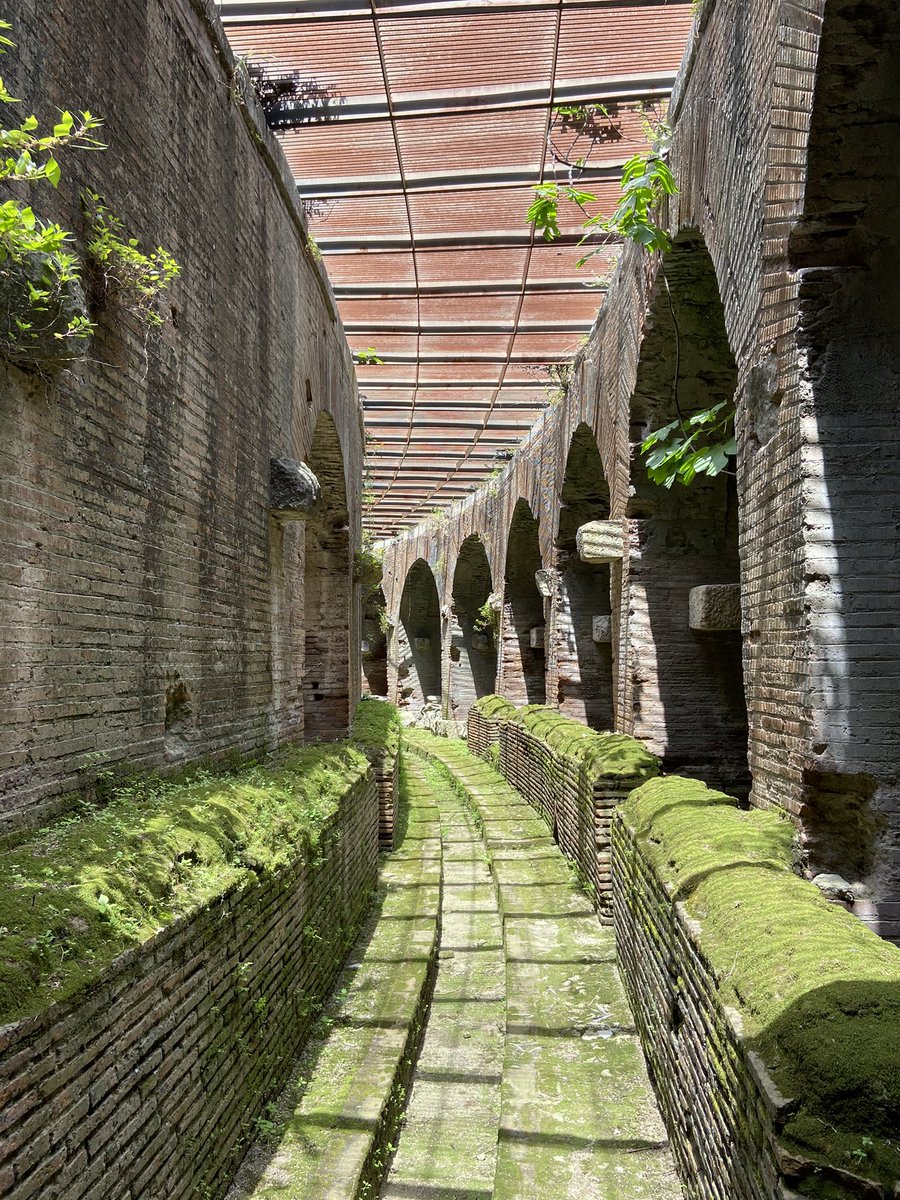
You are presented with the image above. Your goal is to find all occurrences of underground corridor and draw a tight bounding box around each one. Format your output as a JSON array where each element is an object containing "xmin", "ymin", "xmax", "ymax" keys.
[{"xmin": 1, "ymin": 2, "xmax": 899, "ymax": 1199}]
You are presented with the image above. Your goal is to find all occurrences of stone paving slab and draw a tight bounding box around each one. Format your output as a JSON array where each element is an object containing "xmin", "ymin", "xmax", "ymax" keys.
[
  {"xmin": 381, "ymin": 755, "xmax": 505, "ymax": 1200},
  {"xmin": 407, "ymin": 733, "xmax": 683, "ymax": 1200}
]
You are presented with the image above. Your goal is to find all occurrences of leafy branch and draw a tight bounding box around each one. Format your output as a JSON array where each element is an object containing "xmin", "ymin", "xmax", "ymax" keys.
[
  {"xmin": 83, "ymin": 192, "xmax": 180, "ymax": 327},
  {"xmin": 0, "ymin": 22, "xmax": 105, "ymax": 364},
  {"xmin": 641, "ymin": 401, "xmax": 735, "ymax": 487}
]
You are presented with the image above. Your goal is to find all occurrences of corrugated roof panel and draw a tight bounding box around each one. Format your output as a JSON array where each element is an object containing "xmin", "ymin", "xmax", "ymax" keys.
[{"xmin": 378, "ymin": 11, "xmax": 559, "ymax": 93}]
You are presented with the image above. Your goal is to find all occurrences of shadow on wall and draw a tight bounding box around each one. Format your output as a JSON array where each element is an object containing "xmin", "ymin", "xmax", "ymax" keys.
[
  {"xmin": 362, "ymin": 586, "xmax": 389, "ymax": 697},
  {"xmin": 502, "ymin": 499, "xmax": 546, "ymax": 706},
  {"xmin": 397, "ymin": 559, "xmax": 442, "ymax": 709},
  {"xmin": 628, "ymin": 230, "xmax": 749, "ymax": 796},
  {"xmin": 304, "ymin": 412, "xmax": 351, "ymax": 741},
  {"xmin": 450, "ymin": 534, "xmax": 497, "ymax": 722},
  {"xmin": 789, "ymin": 0, "xmax": 900, "ymax": 937},
  {"xmin": 555, "ymin": 423, "xmax": 614, "ymax": 729}
]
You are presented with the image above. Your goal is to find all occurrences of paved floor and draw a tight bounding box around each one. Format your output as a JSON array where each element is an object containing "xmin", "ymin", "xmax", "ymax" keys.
[
  {"xmin": 387, "ymin": 735, "xmax": 683, "ymax": 1200},
  {"xmin": 226, "ymin": 736, "xmax": 682, "ymax": 1200}
]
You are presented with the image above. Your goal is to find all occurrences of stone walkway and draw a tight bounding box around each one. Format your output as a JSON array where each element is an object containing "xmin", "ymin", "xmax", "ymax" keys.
[
  {"xmin": 380, "ymin": 753, "xmax": 505, "ymax": 1199},
  {"xmin": 226, "ymin": 736, "xmax": 682, "ymax": 1200},
  {"xmin": 401, "ymin": 733, "xmax": 683, "ymax": 1200}
]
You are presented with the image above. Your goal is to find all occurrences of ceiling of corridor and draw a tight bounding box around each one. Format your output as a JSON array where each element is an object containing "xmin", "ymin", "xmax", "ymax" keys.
[{"xmin": 218, "ymin": 0, "xmax": 693, "ymax": 537}]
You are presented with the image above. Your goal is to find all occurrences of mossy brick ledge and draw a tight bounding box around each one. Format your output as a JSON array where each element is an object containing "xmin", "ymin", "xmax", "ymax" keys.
[
  {"xmin": 614, "ymin": 775, "xmax": 900, "ymax": 1199},
  {"xmin": 351, "ymin": 697, "xmax": 403, "ymax": 848},
  {"xmin": 468, "ymin": 698, "xmax": 658, "ymax": 921},
  {"xmin": 467, "ymin": 693, "xmax": 517, "ymax": 763},
  {"xmin": 226, "ymin": 751, "xmax": 441, "ymax": 1200},
  {"xmin": 0, "ymin": 744, "xmax": 380, "ymax": 1200}
]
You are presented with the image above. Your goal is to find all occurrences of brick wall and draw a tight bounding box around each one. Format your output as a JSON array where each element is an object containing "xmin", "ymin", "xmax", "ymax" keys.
[
  {"xmin": 613, "ymin": 810, "xmax": 797, "ymax": 1200},
  {"xmin": 0, "ymin": 769, "xmax": 379, "ymax": 1200},
  {"xmin": 0, "ymin": 0, "xmax": 363, "ymax": 832},
  {"xmin": 380, "ymin": 0, "xmax": 900, "ymax": 937}
]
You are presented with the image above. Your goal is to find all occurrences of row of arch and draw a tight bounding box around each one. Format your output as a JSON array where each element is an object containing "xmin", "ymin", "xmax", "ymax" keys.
[{"xmin": 377, "ymin": 232, "xmax": 750, "ymax": 798}]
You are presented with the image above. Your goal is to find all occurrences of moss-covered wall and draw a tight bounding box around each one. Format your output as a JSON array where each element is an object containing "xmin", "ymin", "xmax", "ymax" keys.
[
  {"xmin": 352, "ymin": 697, "xmax": 402, "ymax": 847},
  {"xmin": 0, "ymin": 746, "xmax": 380, "ymax": 1200},
  {"xmin": 467, "ymin": 697, "xmax": 658, "ymax": 919},
  {"xmin": 614, "ymin": 776, "xmax": 900, "ymax": 1199}
]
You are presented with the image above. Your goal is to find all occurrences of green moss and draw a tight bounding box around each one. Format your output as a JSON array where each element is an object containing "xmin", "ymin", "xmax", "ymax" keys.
[
  {"xmin": 622, "ymin": 776, "xmax": 900, "ymax": 1187},
  {"xmin": 510, "ymin": 705, "xmax": 658, "ymax": 779},
  {"xmin": 351, "ymin": 697, "xmax": 402, "ymax": 763},
  {"xmin": 0, "ymin": 742, "xmax": 370, "ymax": 1026},
  {"xmin": 470, "ymin": 694, "xmax": 517, "ymax": 720}
]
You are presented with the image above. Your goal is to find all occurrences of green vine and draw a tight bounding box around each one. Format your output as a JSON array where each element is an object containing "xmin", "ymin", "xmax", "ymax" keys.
[
  {"xmin": 641, "ymin": 401, "xmax": 735, "ymax": 488},
  {"xmin": 525, "ymin": 115, "xmax": 676, "ymax": 266}
]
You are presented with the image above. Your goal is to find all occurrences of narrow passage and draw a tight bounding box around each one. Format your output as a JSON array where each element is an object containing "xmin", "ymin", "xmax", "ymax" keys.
[
  {"xmin": 227, "ymin": 737, "xmax": 682, "ymax": 1200},
  {"xmin": 392, "ymin": 734, "xmax": 683, "ymax": 1200},
  {"xmin": 380, "ymin": 754, "xmax": 505, "ymax": 1198}
]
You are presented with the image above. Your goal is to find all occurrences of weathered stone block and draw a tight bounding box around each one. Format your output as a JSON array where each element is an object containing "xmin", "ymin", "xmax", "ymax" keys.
[
  {"xmin": 688, "ymin": 584, "xmax": 741, "ymax": 632},
  {"xmin": 576, "ymin": 520, "xmax": 624, "ymax": 563},
  {"xmin": 414, "ymin": 636, "xmax": 431, "ymax": 652},
  {"xmin": 534, "ymin": 568, "xmax": 558, "ymax": 597},
  {"xmin": 471, "ymin": 632, "xmax": 491, "ymax": 652},
  {"xmin": 592, "ymin": 615, "xmax": 612, "ymax": 644},
  {"xmin": 269, "ymin": 458, "xmax": 322, "ymax": 520},
  {"xmin": 529, "ymin": 625, "xmax": 546, "ymax": 650}
]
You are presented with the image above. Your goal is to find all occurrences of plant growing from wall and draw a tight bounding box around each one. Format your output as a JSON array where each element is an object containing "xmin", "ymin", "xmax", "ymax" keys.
[
  {"xmin": 641, "ymin": 401, "xmax": 735, "ymax": 487},
  {"xmin": 353, "ymin": 346, "xmax": 383, "ymax": 365},
  {"xmin": 472, "ymin": 600, "xmax": 499, "ymax": 637},
  {"xmin": 0, "ymin": 22, "xmax": 104, "ymax": 365},
  {"xmin": 525, "ymin": 103, "xmax": 736, "ymax": 487},
  {"xmin": 83, "ymin": 192, "xmax": 180, "ymax": 328}
]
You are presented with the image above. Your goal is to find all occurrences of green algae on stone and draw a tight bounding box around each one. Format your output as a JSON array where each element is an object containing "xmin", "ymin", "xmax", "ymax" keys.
[
  {"xmin": 351, "ymin": 696, "xmax": 402, "ymax": 763},
  {"xmin": 509, "ymin": 705, "xmax": 659, "ymax": 779},
  {"xmin": 0, "ymin": 742, "xmax": 370, "ymax": 1026},
  {"xmin": 621, "ymin": 775, "xmax": 900, "ymax": 1187}
]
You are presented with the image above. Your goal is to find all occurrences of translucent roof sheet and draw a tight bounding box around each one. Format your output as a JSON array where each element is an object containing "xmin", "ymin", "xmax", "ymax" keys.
[{"xmin": 218, "ymin": 0, "xmax": 693, "ymax": 536}]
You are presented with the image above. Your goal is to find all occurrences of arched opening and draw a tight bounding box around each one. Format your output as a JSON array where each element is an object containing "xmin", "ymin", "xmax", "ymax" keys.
[
  {"xmin": 555, "ymin": 423, "xmax": 614, "ymax": 728},
  {"xmin": 789, "ymin": 0, "xmax": 900, "ymax": 934},
  {"xmin": 628, "ymin": 230, "xmax": 749, "ymax": 795},
  {"xmin": 303, "ymin": 413, "xmax": 350, "ymax": 741},
  {"xmin": 449, "ymin": 535, "xmax": 497, "ymax": 722},
  {"xmin": 397, "ymin": 559, "xmax": 442, "ymax": 711},
  {"xmin": 361, "ymin": 586, "xmax": 389, "ymax": 697},
  {"xmin": 501, "ymin": 499, "xmax": 546, "ymax": 705}
]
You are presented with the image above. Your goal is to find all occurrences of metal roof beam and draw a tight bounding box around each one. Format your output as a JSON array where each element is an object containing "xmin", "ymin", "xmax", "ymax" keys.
[
  {"xmin": 278, "ymin": 76, "xmax": 675, "ymax": 128},
  {"xmin": 218, "ymin": 0, "xmax": 690, "ymax": 24},
  {"xmin": 359, "ymin": 379, "xmax": 549, "ymax": 388},
  {"xmin": 335, "ymin": 279, "xmax": 603, "ymax": 297},
  {"xmin": 316, "ymin": 231, "xmax": 620, "ymax": 252},
  {"xmin": 296, "ymin": 163, "xmax": 622, "ymax": 200},
  {"xmin": 345, "ymin": 321, "xmax": 593, "ymax": 333}
]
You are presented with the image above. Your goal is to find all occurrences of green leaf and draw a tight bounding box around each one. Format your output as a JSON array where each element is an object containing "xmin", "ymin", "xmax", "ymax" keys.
[
  {"xmin": 44, "ymin": 156, "xmax": 60, "ymax": 187},
  {"xmin": 641, "ymin": 418, "xmax": 680, "ymax": 450},
  {"xmin": 53, "ymin": 111, "xmax": 74, "ymax": 138}
]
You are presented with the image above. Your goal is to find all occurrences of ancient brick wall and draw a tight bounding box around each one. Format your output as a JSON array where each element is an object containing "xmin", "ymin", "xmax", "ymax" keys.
[
  {"xmin": 380, "ymin": 0, "xmax": 900, "ymax": 938},
  {"xmin": 0, "ymin": 0, "xmax": 364, "ymax": 832},
  {"xmin": 0, "ymin": 770, "xmax": 379, "ymax": 1200}
]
